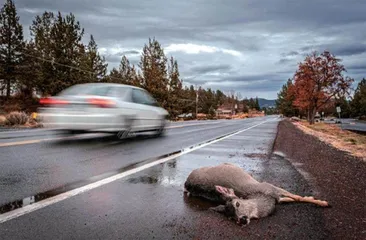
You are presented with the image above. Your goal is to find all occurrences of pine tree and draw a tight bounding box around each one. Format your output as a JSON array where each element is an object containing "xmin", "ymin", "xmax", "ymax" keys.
[
  {"xmin": 81, "ymin": 34, "xmax": 107, "ymax": 82},
  {"xmin": 108, "ymin": 55, "xmax": 140, "ymax": 86},
  {"xmin": 255, "ymin": 97, "xmax": 260, "ymax": 111},
  {"xmin": 119, "ymin": 55, "xmax": 133, "ymax": 84},
  {"xmin": 0, "ymin": 0, "xmax": 24, "ymax": 98},
  {"xmin": 30, "ymin": 11, "xmax": 85, "ymax": 96},
  {"xmin": 139, "ymin": 37, "xmax": 169, "ymax": 108},
  {"xmin": 18, "ymin": 41, "xmax": 40, "ymax": 99},
  {"xmin": 275, "ymin": 79, "xmax": 298, "ymax": 117},
  {"xmin": 350, "ymin": 78, "xmax": 366, "ymax": 118},
  {"xmin": 167, "ymin": 56, "xmax": 183, "ymax": 118},
  {"xmin": 215, "ymin": 90, "xmax": 225, "ymax": 107},
  {"xmin": 248, "ymin": 98, "xmax": 256, "ymax": 110}
]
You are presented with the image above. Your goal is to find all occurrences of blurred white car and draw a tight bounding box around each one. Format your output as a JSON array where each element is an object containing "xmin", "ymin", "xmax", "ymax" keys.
[{"xmin": 38, "ymin": 83, "xmax": 169, "ymax": 138}]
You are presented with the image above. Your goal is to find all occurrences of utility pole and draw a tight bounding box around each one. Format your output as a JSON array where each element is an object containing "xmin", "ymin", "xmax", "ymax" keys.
[
  {"xmin": 195, "ymin": 84, "xmax": 199, "ymax": 119},
  {"xmin": 186, "ymin": 76, "xmax": 200, "ymax": 120}
]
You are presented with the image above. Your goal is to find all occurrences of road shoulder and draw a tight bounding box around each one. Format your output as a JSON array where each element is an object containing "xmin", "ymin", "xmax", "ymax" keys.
[{"xmin": 273, "ymin": 119, "xmax": 366, "ymax": 240}]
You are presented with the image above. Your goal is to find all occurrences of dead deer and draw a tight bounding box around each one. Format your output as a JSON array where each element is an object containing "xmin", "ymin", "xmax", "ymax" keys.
[{"xmin": 184, "ymin": 163, "xmax": 330, "ymax": 225}]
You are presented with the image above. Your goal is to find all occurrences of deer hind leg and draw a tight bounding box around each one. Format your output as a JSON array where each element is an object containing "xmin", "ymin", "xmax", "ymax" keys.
[
  {"xmin": 284, "ymin": 194, "xmax": 329, "ymax": 207},
  {"xmin": 272, "ymin": 185, "xmax": 329, "ymax": 207},
  {"xmin": 279, "ymin": 197, "xmax": 296, "ymax": 203}
]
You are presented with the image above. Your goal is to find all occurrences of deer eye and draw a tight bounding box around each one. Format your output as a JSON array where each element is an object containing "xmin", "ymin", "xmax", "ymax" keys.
[{"xmin": 236, "ymin": 202, "xmax": 240, "ymax": 208}]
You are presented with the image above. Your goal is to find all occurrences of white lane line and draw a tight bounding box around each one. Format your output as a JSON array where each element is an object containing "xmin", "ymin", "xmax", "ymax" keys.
[
  {"xmin": 166, "ymin": 121, "xmax": 223, "ymax": 129},
  {"xmin": 0, "ymin": 118, "xmax": 278, "ymax": 224},
  {"xmin": 0, "ymin": 134, "xmax": 104, "ymax": 148}
]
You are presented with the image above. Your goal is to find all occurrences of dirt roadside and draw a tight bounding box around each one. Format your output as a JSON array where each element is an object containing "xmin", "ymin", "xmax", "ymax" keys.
[{"xmin": 273, "ymin": 119, "xmax": 366, "ymax": 240}]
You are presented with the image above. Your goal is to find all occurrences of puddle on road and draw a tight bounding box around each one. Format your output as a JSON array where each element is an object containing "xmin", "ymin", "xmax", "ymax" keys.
[
  {"xmin": 182, "ymin": 192, "xmax": 217, "ymax": 211},
  {"xmin": 0, "ymin": 150, "xmax": 181, "ymax": 215}
]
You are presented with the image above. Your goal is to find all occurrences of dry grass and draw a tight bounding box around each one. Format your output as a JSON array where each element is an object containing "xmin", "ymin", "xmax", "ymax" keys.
[
  {"xmin": 293, "ymin": 121, "xmax": 366, "ymax": 161},
  {"xmin": 0, "ymin": 115, "xmax": 6, "ymax": 126},
  {"xmin": 5, "ymin": 111, "xmax": 30, "ymax": 126}
]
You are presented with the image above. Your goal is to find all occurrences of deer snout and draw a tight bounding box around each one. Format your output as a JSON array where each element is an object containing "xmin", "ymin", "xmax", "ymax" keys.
[{"xmin": 237, "ymin": 216, "xmax": 249, "ymax": 226}]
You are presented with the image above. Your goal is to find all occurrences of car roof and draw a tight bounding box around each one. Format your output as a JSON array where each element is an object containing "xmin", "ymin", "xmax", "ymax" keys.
[{"xmin": 72, "ymin": 82, "xmax": 145, "ymax": 91}]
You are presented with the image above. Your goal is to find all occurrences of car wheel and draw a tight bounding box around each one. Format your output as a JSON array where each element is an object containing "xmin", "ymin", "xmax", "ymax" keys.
[
  {"xmin": 115, "ymin": 116, "xmax": 134, "ymax": 140},
  {"xmin": 154, "ymin": 118, "xmax": 166, "ymax": 137}
]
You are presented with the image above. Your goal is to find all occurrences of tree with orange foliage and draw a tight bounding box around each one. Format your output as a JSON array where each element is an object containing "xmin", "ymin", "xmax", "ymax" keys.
[{"xmin": 291, "ymin": 50, "xmax": 353, "ymax": 124}]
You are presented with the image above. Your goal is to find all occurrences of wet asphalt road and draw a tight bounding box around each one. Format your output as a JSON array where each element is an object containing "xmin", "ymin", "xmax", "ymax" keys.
[
  {"xmin": 0, "ymin": 116, "xmax": 331, "ymax": 239},
  {"xmin": 0, "ymin": 119, "xmax": 247, "ymax": 205}
]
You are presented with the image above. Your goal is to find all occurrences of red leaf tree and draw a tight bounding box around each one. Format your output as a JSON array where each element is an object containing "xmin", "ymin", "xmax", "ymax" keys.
[{"xmin": 291, "ymin": 50, "xmax": 354, "ymax": 124}]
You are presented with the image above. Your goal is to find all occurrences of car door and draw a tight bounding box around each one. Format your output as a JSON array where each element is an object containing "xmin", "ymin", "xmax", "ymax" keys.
[{"xmin": 131, "ymin": 88, "xmax": 160, "ymax": 130}]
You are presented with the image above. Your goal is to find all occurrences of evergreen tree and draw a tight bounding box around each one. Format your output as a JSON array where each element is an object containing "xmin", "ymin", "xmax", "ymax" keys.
[
  {"xmin": 0, "ymin": 0, "xmax": 24, "ymax": 97},
  {"xmin": 80, "ymin": 34, "xmax": 107, "ymax": 82},
  {"xmin": 249, "ymin": 98, "xmax": 256, "ymax": 109},
  {"xmin": 255, "ymin": 97, "xmax": 260, "ymax": 111},
  {"xmin": 167, "ymin": 56, "xmax": 183, "ymax": 118},
  {"xmin": 215, "ymin": 90, "xmax": 225, "ymax": 107},
  {"xmin": 30, "ymin": 11, "xmax": 85, "ymax": 95},
  {"xmin": 138, "ymin": 37, "xmax": 169, "ymax": 108},
  {"xmin": 18, "ymin": 41, "xmax": 40, "ymax": 98},
  {"xmin": 350, "ymin": 78, "xmax": 366, "ymax": 118},
  {"xmin": 275, "ymin": 79, "xmax": 298, "ymax": 117}
]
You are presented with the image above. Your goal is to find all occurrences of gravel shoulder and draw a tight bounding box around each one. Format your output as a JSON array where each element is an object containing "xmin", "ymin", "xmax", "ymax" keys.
[{"xmin": 273, "ymin": 119, "xmax": 366, "ymax": 240}]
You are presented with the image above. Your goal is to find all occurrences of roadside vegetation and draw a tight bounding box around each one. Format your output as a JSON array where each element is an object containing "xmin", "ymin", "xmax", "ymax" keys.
[
  {"xmin": 0, "ymin": 111, "xmax": 41, "ymax": 128},
  {"xmin": 0, "ymin": 0, "xmax": 267, "ymax": 126},
  {"xmin": 292, "ymin": 120, "xmax": 366, "ymax": 161}
]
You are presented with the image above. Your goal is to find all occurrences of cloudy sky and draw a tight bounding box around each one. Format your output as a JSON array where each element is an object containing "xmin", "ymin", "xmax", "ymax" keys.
[{"xmin": 15, "ymin": 0, "xmax": 366, "ymax": 99}]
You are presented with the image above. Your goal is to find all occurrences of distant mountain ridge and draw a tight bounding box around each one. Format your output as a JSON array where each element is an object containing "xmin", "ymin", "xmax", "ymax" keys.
[{"xmin": 258, "ymin": 98, "xmax": 276, "ymax": 108}]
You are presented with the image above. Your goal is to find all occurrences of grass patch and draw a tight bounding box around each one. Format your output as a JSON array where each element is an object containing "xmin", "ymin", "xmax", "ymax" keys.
[
  {"xmin": 293, "ymin": 121, "xmax": 366, "ymax": 161},
  {"xmin": 0, "ymin": 115, "xmax": 6, "ymax": 126}
]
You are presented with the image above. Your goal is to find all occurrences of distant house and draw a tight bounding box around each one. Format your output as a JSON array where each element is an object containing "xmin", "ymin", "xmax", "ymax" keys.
[
  {"xmin": 217, "ymin": 103, "xmax": 245, "ymax": 119},
  {"xmin": 216, "ymin": 103, "xmax": 245, "ymax": 116}
]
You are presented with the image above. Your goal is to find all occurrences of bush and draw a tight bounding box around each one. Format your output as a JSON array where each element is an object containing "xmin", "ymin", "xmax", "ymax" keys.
[{"xmin": 5, "ymin": 111, "xmax": 29, "ymax": 126}]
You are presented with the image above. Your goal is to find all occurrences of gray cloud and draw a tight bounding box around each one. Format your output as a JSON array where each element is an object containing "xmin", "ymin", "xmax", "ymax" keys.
[
  {"xmin": 120, "ymin": 50, "xmax": 140, "ymax": 55},
  {"xmin": 278, "ymin": 58, "xmax": 292, "ymax": 65},
  {"xmin": 348, "ymin": 63, "xmax": 366, "ymax": 71},
  {"xmin": 302, "ymin": 43, "xmax": 366, "ymax": 57},
  {"xmin": 190, "ymin": 64, "xmax": 232, "ymax": 75},
  {"xmin": 14, "ymin": 0, "xmax": 366, "ymax": 99},
  {"xmin": 281, "ymin": 51, "xmax": 299, "ymax": 57}
]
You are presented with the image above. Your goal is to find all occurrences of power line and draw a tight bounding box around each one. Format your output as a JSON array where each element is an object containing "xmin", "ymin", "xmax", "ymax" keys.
[{"xmin": 21, "ymin": 52, "xmax": 124, "ymax": 82}]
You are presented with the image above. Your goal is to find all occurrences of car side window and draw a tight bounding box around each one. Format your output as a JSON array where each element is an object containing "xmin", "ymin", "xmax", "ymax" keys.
[
  {"xmin": 88, "ymin": 86, "xmax": 112, "ymax": 96},
  {"xmin": 132, "ymin": 89, "xmax": 157, "ymax": 106},
  {"xmin": 113, "ymin": 86, "xmax": 129, "ymax": 100}
]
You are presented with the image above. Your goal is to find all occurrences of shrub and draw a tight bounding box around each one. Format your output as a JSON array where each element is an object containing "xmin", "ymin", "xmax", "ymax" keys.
[{"xmin": 5, "ymin": 111, "xmax": 29, "ymax": 126}]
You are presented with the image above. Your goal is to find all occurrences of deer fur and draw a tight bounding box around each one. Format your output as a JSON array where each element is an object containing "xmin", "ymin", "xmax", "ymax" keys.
[{"xmin": 184, "ymin": 163, "xmax": 330, "ymax": 225}]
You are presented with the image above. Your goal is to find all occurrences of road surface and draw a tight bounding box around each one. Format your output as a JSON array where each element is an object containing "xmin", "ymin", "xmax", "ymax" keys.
[
  {"xmin": 0, "ymin": 116, "xmax": 330, "ymax": 239},
  {"xmin": 324, "ymin": 118, "xmax": 366, "ymax": 132}
]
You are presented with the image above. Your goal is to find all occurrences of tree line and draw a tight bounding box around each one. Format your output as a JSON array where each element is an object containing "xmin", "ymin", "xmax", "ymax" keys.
[
  {"xmin": 276, "ymin": 50, "xmax": 366, "ymax": 123},
  {"xmin": 1, "ymin": 0, "xmax": 263, "ymax": 118}
]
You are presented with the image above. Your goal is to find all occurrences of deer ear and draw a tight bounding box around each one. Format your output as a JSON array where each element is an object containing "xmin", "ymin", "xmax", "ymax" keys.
[{"xmin": 215, "ymin": 185, "xmax": 237, "ymax": 199}]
